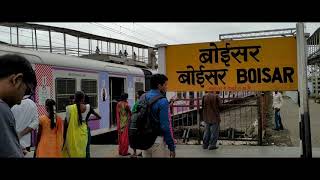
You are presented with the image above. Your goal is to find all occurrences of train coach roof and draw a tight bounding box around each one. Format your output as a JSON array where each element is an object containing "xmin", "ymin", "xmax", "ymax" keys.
[{"xmin": 0, "ymin": 44, "xmax": 145, "ymax": 76}]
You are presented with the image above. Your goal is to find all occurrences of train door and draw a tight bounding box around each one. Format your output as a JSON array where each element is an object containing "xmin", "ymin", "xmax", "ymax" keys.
[
  {"xmin": 109, "ymin": 76, "xmax": 125, "ymax": 128},
  {"xmin": 134, "ymin": 81, "xmax": 144, "ymax": 102},
  {"xmin": 141, "ymin": 69, "xmax": 152, "ymax": 91}
]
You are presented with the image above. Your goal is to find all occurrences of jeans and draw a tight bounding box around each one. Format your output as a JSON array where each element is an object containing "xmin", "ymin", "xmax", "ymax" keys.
[
  {"xmin": 203, "ymin": 122, "xmax": 220, "ymax": 148},
  {"xmin": 274, "ymin": 110, "xmax": 283, "ymax": 129}
]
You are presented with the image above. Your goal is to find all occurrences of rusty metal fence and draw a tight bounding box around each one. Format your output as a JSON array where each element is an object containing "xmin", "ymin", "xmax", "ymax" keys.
[{"xmin": 171, "ymin": 92, "xmax": 266, "ymax": 145}]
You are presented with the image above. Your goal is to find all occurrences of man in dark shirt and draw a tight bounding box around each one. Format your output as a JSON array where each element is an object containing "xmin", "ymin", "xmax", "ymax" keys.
[
  {"xmin": 0, "ymin": 54, "xmax": 37, "ymax": 158},
  {"xmin": 202, "ymin": 91, "xmax": 223, "ymax": 150}
]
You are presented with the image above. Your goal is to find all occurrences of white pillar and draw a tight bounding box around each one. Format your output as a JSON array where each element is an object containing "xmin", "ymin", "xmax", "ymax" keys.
[
  {"xmin": 297, "ymin": 22, "xmax": 312, "ymax": 158},
  {"xmin": 155, "ymin": 44, "xmax": 168, "ymax": 74}
]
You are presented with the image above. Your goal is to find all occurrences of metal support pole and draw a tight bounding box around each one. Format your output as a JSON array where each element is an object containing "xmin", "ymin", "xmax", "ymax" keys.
[
  {"xmin": 197, "ymin": 96, "xmax": 201, "ymax": 144},
  {"xmin": 222, "ymin": 91, "xmax": 225, "ymax": 104},
  {"xmin": 16, "ymin": 27, "xmax": 19, "ymax": 46},
  {"xmin": 259, "ymin": 92, "xmax": 264, "ymax": 145},
  {"xmin": 63, "ymin": 33, "xmax": 67, "ymax": 55},
  {"xmin": 77, "ymin": 36, "xmax": 80, "ymax": 56},
  {"xmin": 141, "ymin": 48, "xmax": 144, "ymax": 62},
  {"xmin": 10, "ymin": 27, "xmax": 12, "ymax": 45},
  {"xmin": 90, "ymin": 39, "xmax": 92, "ymax": 54},
  {"xmin": 49, "ymin": 30, "xmax": 52, "ymax": 53},
  {"xmin": 262, "ymin": 92, "xmax": 267, "ymax": 130},
  {"xmin": 297, "ymin": 22, "xmax": 312, "ymax": 158},
  {"xmin": 132, "ymin": 46, "xmax": 134, "ymax": 59},
  {"xmin": 142, "ymin": 49, "xmax": 145, "ymax": 63},
  {"xmin": 88, "ymin": 39, "xmax": 91, "ymax": 54},
  {"xmin": 106, "ymin": 42, "xmax": 108, "ymax": 53},
  {"xmin": 313, "ymin": 35, "xmax": 315, "ymax": 54},
  {"xmin": 31, "ymin": 29, "xmax": 34, "ymax": 49},
  {"xmin": 319, "ymin": 31, "xmax": 320, "ymax": 54},
  {"xmin": 34, "ymin": 29, "xmax": 38, "ymax": 50},
  {"xmin": 101, "ymin": 41, "xmax": 103, "ymax": 53},
  {"xmin": 256, "ymin": 92, "xmax": 262, "ymax": 145}
]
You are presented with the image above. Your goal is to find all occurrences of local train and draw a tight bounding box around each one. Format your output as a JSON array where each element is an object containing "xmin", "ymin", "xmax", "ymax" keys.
[
  {"xmin": 0, "ymin": 44, "xmax": 150, "ymax": 136},
  {"xmin": 0, "ymin": 44, "xmax": 255, "ymax": 137}
]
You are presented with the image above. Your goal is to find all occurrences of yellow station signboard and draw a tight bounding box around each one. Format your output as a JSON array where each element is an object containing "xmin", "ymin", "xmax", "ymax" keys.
[{"xmin": 165, "ymin": 37, "xmax": 297, "ymax": 91}]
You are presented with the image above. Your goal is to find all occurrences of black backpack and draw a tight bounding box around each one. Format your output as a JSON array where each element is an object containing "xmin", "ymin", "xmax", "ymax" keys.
[{"xmin": 128, "ymin": 93, "xmax": 165, "ymax": 150}]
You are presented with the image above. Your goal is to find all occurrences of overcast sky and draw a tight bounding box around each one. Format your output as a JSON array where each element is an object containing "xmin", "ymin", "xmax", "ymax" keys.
[
  {"xmin": 34, "ymin": 22, "xmax": 320, "ymax": 46},
  {"xmin": 0, "ymin": 22, "xmax": 319, "ymax": 57}
]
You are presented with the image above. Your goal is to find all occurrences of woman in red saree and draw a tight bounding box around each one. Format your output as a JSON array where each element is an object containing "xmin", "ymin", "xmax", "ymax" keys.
[{"xmin": 116, "ymin": 93, "xmax": 131, "ymax": 156}]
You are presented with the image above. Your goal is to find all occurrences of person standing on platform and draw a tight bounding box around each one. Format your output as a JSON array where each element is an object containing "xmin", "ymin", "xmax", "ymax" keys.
[
  {"xmin": 202, "ymin": 91, "xmax": 222, "ymax": 150},
  {"xmin": 116, "ymin": 93, "xmax": 131, "ymax": 156},
  {"xmin": 62, "ymin": 91, "xmax": 88, "ymax": 158},
  {"xmin": 124, "ymin": 50, "xmax": 128, "ymax": 57},
  {"xmin": 36, "ymin": 99, "xmax": 63, "ymax": 157},
  {"xmin": 0, "ymin": 54, "xmax": 37, "ymax": 157},
  {"xmin": 11, "ymin": 94, "xmax": 39, "ymax": 154},
  {"xmin": 272, "ymin": 91, "xmax": 284, "ymax": 131},
  {"xmin": 142, "ymin": 74, "xmax": 176, "ymax": 158},
  {"xmin": 131, "ymin": 90, "xmax": 144, "ymax": 157}
]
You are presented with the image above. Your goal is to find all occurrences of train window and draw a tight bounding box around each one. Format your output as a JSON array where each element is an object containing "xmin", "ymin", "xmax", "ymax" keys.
[
  {"xmin": 55, "ymin": 78, "xmax": 76, "ymax": 112},
  {"xmin": 135, "ymin": 82, "xmax": 144, "ymax": 99},
  {"xmin": 135, "ymin": 82, "xmax": 144, "ymax": 92},
  {"xmin": 81, "ymin": 79, "xmax": 98, "ymax": 109}
]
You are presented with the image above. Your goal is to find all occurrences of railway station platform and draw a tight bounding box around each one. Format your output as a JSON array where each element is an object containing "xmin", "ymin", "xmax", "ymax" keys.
[{"xmin": 25, "ymin": 145, "xmax": 320, "ymax": 158}]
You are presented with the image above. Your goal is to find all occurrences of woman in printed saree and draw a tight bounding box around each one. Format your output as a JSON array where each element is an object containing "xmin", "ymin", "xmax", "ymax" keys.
[
  {"xmin": 116, "ymin": 93, "xmax": 131, "ymax": 156},
  {"xmin": 62, "ymin": 91, "xmax": 88, "ymax": 158},
  {"xmin": 36, "ymin": 99, "xmax": 63, "ymax": 158}
]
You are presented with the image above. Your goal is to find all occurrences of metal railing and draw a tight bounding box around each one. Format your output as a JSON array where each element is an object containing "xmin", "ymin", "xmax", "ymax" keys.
[
  {"xmin": 7, "ymin": 43, "xmax": 150, "ymax": 63},
  {"xmin": 0, "ymin": 25, "xmax": 151, "ymax": 63},
  {"xmin": 171, "ymin": 93, "xmax": 264, "ymax": 145}
]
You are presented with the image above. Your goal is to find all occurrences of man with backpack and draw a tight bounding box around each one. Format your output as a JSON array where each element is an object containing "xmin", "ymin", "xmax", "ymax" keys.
[{"xmin": 129, "ymin": 74, "xmax": 176, "ymax": 158}]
